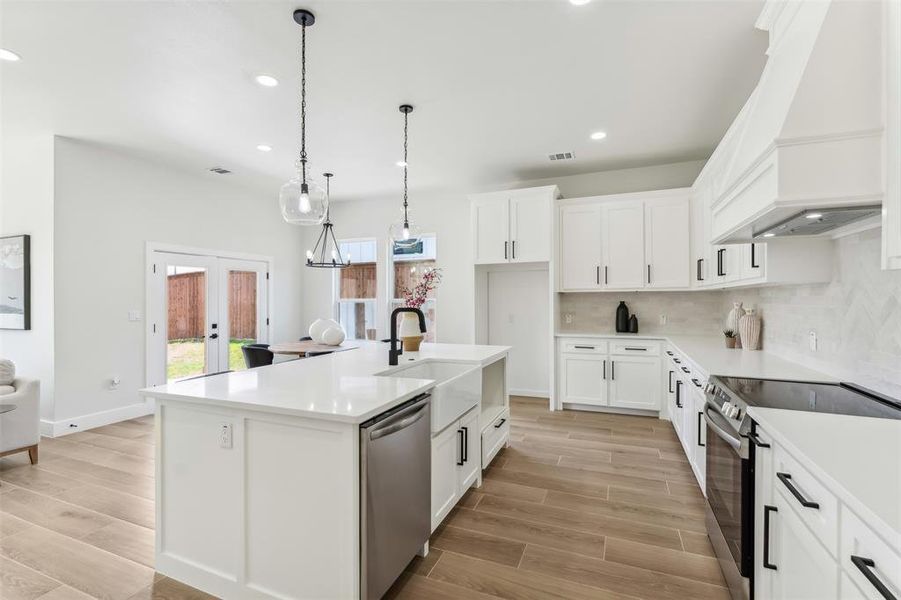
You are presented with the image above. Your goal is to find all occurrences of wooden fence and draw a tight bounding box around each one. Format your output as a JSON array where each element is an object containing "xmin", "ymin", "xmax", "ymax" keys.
[{"xmin": 167, "ymin": 271, "xmax": 257, "ymax": 340}]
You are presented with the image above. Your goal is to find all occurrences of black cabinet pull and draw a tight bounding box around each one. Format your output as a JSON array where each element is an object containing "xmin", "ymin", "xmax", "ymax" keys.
[
  {"xmin": 596, "ymin": 265, "xmax": 600, "ymax": 285},
  {"xmin": 776, "ymin": 472, "xmax": 820, "ymax": 509},
  {"xmin": 750, "ymin": 243, "xmax": 760, "ymax": 269},
  {"xmin": 624, "ymin": 347, "xmax": 647, "ymax": 351},
  {"xmin": 668, "ymin": 370, "xmax": 674, "ymax": 393},
  {"xmin": 666, "ymin": 351, "xmax": 674, "ymax": 356},
  {"xmin": 603, "ymin": 360, "xmax": 607, "ymax": 380},
  {"xmin": 763, "ymin": 505, "xmax": 777, "ymax": 570},
  {"xmin": 697, "ymin": 258, "xmax": 704, "ymax": 281},
  {"xmin": 462, "ymin": 426, "xmax": 468, "ymax": 462},
  {"xmin": 691, "ymin": 378, "xmax": 701, "ymax": 387},
  {"xmin": 697, "ymin": 412, "xmax": 705, "ymax": 447},
  {"xmin": 681, "ymin": 366, "xmax": 690, "ymax": 374},
  {"xmin": 604, "ymin": 266, "xmax": 608, "ymax": 284},
  {"xmin": 611, "ymin": 360, "xmax": 615, "ymax": 381},
  {"xmin": 851, "ymin": 556, "xmax": 897, "ymax": 600},
  {"xmin": 504, "ymin": 241, "xmax": 508, "ymax": 260},
  {"xmin": 676, "ymin": 380, "xmax": 682, "ymax": 408},
  {"xmin": 456, "ymin": 429, "xmax": 464, "ymax": 466},
  {"xmin": 494, "ymin": 418, "xmax": 506, "ymax": 429},
  {"xmin": 574, "ymin": 345, "xmax": 595, "ymax": 349},
  {"xmin": 673, "ymin": 358, "xmax": 682, "ymax": 364},
  {"xmin": 747, "ymin": 431, "xmax": 770, "ymax": 448},
  {"xmin": 512, "ymin": 240, "xmax": 516, "ymax": 259},
  {"xmin": 716, "ymin": 248, "xmax": 726, "ymax": 276},
  {"xmin": 647, "ymin": 264, "xmax": 651, "ymax": 284}
]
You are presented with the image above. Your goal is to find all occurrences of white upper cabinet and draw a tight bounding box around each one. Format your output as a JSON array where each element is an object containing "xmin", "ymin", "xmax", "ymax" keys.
[
  {"xmin": 471, "ymin": 186, "xmax": 559, "ymax": 265},
  {"xmin": 559, "ymin": 204, "xmax": 602, "ymax": 290},
  {"xmin": 645, "ymin": 196, "xmax": 690, "ymax": 289},
  {"xmin": 602, "ymin": 201, "xmax": 646, "ymax": 289}
]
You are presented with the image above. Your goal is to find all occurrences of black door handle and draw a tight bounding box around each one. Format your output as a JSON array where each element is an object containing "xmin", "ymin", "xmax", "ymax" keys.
[
  {"xmin": 697, "ymin": 258, "xmax": 704, "ymax": 281},
  {"xmin": 668, "ymin": 370, "xmax": 674, "ymax": 393},
  {"xmin": 751, "ymin": 243, "xmax": 760, "ymax": 269},
  {"xmin": 456, "ymin": 429, "xmax": 464, "ymax": 466},
  {"xmin": 504, "ymin": 241, "xmax": 508, "ymax": 260},
  {"xmin": 604, "ymin": 266, "xmax": 608, "ymax": 284},
  {"xmin": 763, "ymin": 505, "xmax": 777, "ymax": 570},
  {"xmin": 512, "ymin": 240, "xmax": 516, "ymax": 260},
  {"xmin": 676, "ymin": 380, "xmax": 682, "ymax": 408},
  {"xmin": 610, "ymin": 360, "xmax": 615, "ymax": 381},
  {"xmin": 209, "ymin": 333, "xmax": 219, "ymax": 340},
  {"xmin": 596, "ymin": 265, "xmax": 600, "ymax": 285},
  {"xmin": 647, "ymin": 264, "xmax": 651, "ymax": 284},
  {"xmin": 624, "ymin": 347, "xmax": 647, "ymax": 351},
  {"xmin": 777, "ymin": 472, "xmax": 820, "ymax": 509},
  {"xmin": 851, "ymin": 556, "xmax": 897, "ymax": 600},
  {"xmin": 603, "ymin": 360, "xmax": 607, "ymax": 380},
  {"xmin": 697, "ymin": 412, "xmax": 705, "ymax": 447},
  {"xmin": 462, "ymin": 426, "xmax": 468, "ymax": 462}
]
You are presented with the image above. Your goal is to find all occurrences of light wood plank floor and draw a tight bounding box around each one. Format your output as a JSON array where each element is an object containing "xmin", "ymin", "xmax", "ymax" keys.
[{"xmin": 1, "ymin": 397, "xmax": 728, "ymax": 600}]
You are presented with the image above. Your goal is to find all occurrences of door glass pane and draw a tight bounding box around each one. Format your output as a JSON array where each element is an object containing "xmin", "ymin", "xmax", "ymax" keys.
[
  {"xmin": 228, "ymin": 270, "xmax": 259, "ymax": 370},
  {"xmin": 337, "ymin": 240, "xmax": 377, "ymax": 340},
  {"xmin": 167, "ymin": 266, "xmax": 207, "ymax": 381}
]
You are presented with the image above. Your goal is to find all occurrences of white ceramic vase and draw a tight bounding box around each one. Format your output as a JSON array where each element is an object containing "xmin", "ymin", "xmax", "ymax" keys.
[
  {"xmin": 320, "ymin": 326, "xmax": 345, "ymax": 346},
  {"xmin": 309, "ymin": 318, "xmax": 340, "ymax": 344},
  {"xmin": 738, "ymin": 309, "xmax": 761, "ymax": 351},
  {"xmin": 399, "ymin": 312, "xmax": 424, "ymax": 352},
  {"xmin": 725, "ymin": 302, "xmax": 745, "ymax": 349}
]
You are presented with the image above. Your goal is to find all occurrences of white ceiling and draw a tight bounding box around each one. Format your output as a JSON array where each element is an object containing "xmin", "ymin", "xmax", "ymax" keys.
[{"xmin": 0, "ymin": 0, "xmax": 767, "ymax": 201}]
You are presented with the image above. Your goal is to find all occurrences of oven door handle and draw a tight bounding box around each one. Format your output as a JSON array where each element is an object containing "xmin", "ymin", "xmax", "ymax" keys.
[{"xmin": 703, "ymin": 405, "xmax": 742, "ymax": 450}]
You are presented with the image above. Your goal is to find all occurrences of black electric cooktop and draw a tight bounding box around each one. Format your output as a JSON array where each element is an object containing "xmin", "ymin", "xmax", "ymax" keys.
[{"xmin": 713, "ymin": 377, "xmax": 901, "ymax": 420}]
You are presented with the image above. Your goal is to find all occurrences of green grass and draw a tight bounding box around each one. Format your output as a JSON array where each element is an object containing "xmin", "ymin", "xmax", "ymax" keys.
[{"xmin": 167, "ymin": 339, "xmax": 254, "ymax": 381}]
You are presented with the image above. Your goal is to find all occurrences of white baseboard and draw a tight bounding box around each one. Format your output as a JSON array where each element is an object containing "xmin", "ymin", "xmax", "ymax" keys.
[
  {"xmin": 509, "ymin": 388, "xmax": 549, "ymax": 398},
  {"xmin": 41, "ymin": 400, "xmax": 154, "ymax": 437}
]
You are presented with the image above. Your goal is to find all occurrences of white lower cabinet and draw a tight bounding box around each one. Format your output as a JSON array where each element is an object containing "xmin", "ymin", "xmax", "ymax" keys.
[
  {"xmin": 431, "ymin": 408, "xmax": 480, "ymax": 531},
  {"xmin": 560, "ymin": 354, "xmax": 608, "ymax": 406},
  {"xmin": 609, "ymin": 355, "xmax": 660, "ymax": 410},
  {"xmin": 664, "ymin": 345, "xmax": 706, "ymax": 491}
]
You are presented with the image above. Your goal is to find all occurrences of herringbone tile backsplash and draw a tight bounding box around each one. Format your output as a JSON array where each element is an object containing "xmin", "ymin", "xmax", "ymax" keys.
[{"xmin": 558, "ymin": 230, "xmax": 901, "ymax": 398}]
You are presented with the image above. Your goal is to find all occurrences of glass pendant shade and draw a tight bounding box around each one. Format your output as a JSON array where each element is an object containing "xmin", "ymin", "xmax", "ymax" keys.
[
  {"xmin": 389, "ymin": 209, "xmax": 422, "ymax": 249},
  {"xmin": 280, "ymin": 167, "xmax": 328, "ymax": 225}
]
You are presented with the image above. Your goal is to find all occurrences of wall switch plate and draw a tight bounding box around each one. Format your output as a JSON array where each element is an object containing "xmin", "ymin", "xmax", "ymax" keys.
[
  {"xmin": 219, "ymin": 423, "xmax": 233, "ymax": 449},
  {"xmin": 564, "ymin": 313, "xmax": 573, "ymax": 324},
  {"xmin": 128, "ymin": 310, "xmax": 142, "ymax": 322},
  {"xmin": 659, "ymin": 314, "xmax": 667, "ymax": 325},
  {"xmin": 808, "ymin": 331, "xmax": 818, "ymax": 351}
]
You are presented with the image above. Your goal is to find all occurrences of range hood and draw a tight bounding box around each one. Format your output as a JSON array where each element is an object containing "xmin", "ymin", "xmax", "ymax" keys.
[
  {"xmin": 708, "ymin": 0, "xmax": 885, "ymax": 243},
  {"xmin": 754, "ymin": 205, "xmax": 882, "ymax": 238}
]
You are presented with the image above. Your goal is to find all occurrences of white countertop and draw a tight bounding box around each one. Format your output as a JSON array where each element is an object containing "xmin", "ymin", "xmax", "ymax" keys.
[
  {"xmin": 750, "ymin": 407, "xmax": 901, "ymax": 538},
  {"xmin": 556, "ymin": 332, "xmax": 836, "ymax": 382},
  {"xmin": 139, "ymin": 341, "xmax": 509, "ymax": 424}
]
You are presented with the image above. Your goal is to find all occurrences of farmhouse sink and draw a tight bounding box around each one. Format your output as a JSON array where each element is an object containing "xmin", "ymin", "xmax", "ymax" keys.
[{"xmin": 379, "ymin": 361, "xmax": 481, "ymax": 433}]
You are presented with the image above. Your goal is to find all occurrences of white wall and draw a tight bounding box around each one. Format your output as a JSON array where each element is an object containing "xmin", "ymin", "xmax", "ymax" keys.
[
  {"xmin": 301, "ymin": 160, "xmax": 706, "ymax": 345},
  {"xmin": 49, "ymin": 138, "xmax": 306, "ymax": 427},
  {"xmin": 0, "ymin": 131, "xmax": 55, "ymax": 421}
]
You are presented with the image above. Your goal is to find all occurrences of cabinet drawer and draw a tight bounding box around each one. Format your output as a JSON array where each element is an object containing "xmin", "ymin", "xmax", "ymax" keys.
[
  {"xmin": 773, "ymin": 443, "xmax": 839, "ymax": 557},
  {"xmin": 482, "ymin": 408, "xmax": 510, "ymax": 468},
  {"xmin": 840, "ymin": 506, "xmax": 901, "ymax": 600},
  {"xmin": 560, "ymin": 338, "xmax": 608, "ymax": 354},
  {"xmin": 610, "ymin": 340, "xmax": 661, "ymax": 356}
]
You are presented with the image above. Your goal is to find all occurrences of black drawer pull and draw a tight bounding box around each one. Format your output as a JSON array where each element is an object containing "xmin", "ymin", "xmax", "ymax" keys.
[
  {"xmin": 456, "ymin": 429, "xmax": 464, "ymax": 466},
  {"xmin": 675, "ymin": 380, "xmax": 682, "ymax": 408},
  {"xmin": 573, "ymin": 345, "xmax": 595, "ymax": 350},
  {"xmin": 691, "ymin": 378, "xmax": 701, "ymax": 388},
  {"xmin": 763, "ymin": 505, "xmax": 777, "ymax": 570},
  {"xmin": 776, "ymin": 472, "xmax": 820, "ymax": 509},
  {"xmin": 603, "ymin": 359, "xmax": 606, "ymax": 380},
  {"xmin": 462, "ymin": 426, "xmax": 468, "ymax": 462},
  {"xmin": 666, "ymin": 351, "xmax": 674, "ymax": 356},
  {"xmin": 494, "ymin": 418, "xmax": 506, "ymax": 429},
  {"xmin": 697, "ymin": 412, "xmax": 705, "ymax": 447},
  {"xmin": 681, "ymin": 366, "xmax": 690, "ymax": 373},
  {"xmin": 624, "ymin": 347, "xmax": 647, "ymax": 351},
  {"xmin": 851, "ymin": 556, "xmax": 897, "ymax": 600},
  {"xmin": 673, "ymin": 358, "xmax": 682, "ymax": 364}
]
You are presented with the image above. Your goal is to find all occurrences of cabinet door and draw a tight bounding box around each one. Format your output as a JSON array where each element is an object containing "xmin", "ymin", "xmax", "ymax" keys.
[
  {"xmin": 431, "ymin": 423, "xmax": 461, "ymax": 531},
  {"xmin": 665, "ymin": 366, "xmax": 678, "ymax": 426},
  {"xmin": 559, "ymin": 204, "xmax": 602, "ymax": 290},
  {"xmin": 458, "ymin": 410, "xmax": 480, "ymax": 492},
  {"xmin": 510, "ymin": 192, "xmax": 551, "ymax": 263},
  {"xmin": 689, "ymin": 385, "xmax": 706, "ymax": 487},
  {"xmin": 609, "ymin": 356, "xmax": 661, "ymax": 411},
  {"xmin": 768, "ymin": 497, "xmax": 840, "ymax": 600},
  {"xmin": 472, "ymin": 197, "xmax": 509, "ymax": 264},
  {"xmin": 714, "ymin": 245, "xmax": 742, "ymax": 283},
  {"xmin": 561, "ymin": 354, "xmax": 607, "ymax": 406},
  {"xmin": 645, "ymin": 196, "xmax": 690, "ymax": 288},
  {"xmin": 740, "ymin": 242, "xmax": 767, "ymax": 281},
  {"xmin": 602, "ymin": 201, "xmax": 645, "ymax": 289},
  {"xmin": 755, "ymin": 426, "xmax": 776, "ymax": 595}
]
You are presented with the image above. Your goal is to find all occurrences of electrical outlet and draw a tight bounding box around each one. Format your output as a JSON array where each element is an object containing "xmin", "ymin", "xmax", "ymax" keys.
[
  {"xmin": 128, "ymin": 310, "xmax": 142, "ymax": 322},
  {"xmin": 219, "ymin": 423, "xmax": 233, "ymax": 449},
  {"xmin": 110, "ymin": 376, "xmax": 121, "ymax": 390},
  {"xmin": 808, "ymin": 331, "xmax": 818, "ymax": 351},
  {"xmin": 564, "ymin": 313, "xmax": 573, "ymax": 324},
  {"xmin": 659, "ymin": 314, "xmax": 667, "ymax": 325}
]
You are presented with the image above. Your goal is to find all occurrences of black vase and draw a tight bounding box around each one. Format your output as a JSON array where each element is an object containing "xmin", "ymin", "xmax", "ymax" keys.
[
  {"xmin": 628, "ymin": 314, "xmax": 639, "ymax": 333},
  {"xmin": 615, "ymin": 301, "xmax": 629, "ymax": 333}
]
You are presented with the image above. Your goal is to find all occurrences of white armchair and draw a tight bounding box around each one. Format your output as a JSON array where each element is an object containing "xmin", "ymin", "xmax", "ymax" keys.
[{"xmin": 0, "ymin": 378, "xmax": 40, "ymax": 463}]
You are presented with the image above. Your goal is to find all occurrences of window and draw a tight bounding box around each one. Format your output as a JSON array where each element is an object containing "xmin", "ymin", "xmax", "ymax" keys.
[
  {"xmin": 335, "ymin": 239, "xmax": 377, "ymax": 340},
  {"xmin": 390, "ymin": 235, "xmax": 437, "ymax": 342}
]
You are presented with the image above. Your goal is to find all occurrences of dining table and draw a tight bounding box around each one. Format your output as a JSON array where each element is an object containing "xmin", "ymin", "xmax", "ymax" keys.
[{"xmin": 268, "ymin": 340, "xmax": 360, "ymax": 358}]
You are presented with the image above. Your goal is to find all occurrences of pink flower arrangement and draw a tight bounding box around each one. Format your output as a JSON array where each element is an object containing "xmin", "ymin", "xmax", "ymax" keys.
[{"xmin": 402, "ymin": 267, "xmax": 443, "ymax": 309}]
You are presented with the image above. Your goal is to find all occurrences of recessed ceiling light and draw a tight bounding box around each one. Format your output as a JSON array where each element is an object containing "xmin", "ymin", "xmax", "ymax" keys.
[
  {"xmin": 590, "ymin": 131, "xmax": 607, "ymax": 141},
  {"xmin": 805, "ymin": 212, "xmax": 823, "ymax": 219},
  {"xmin": 570, "ymin": 0, "xmax": 591, "ymax": 5},
  {"xmin": 396, "ymin": 160, "xmax": 407, "ymax": 167},
  {"xmin": 255, "ymin": 74, "xmax": 278, "ymax": 87},
  {"xmin": 0, "ymin": 49, "xmax": 21, "ymax": 62},
  {"xmin": 762, "ymin": 232, "xmax": 776, "ymax": 238},
  {"xmin": 256, "ymin": 144, "xmax": 272, "ymax": 152}
]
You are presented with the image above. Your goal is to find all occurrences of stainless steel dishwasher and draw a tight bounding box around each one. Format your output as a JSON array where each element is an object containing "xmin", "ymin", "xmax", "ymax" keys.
[{"xmin": 360, "ymin": 393, "xmax": 431, "ymax": 600}]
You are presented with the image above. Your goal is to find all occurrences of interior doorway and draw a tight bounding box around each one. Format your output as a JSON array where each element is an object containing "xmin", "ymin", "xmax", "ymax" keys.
[{"xmin": 146, "ymin": 246, "xmax": 271, "ymax": 386}]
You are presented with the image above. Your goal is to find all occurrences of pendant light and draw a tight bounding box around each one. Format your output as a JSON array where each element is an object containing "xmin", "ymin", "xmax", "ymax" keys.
[
  {"xmin": 279, "ymin": 9, "xmax": 328, "ymax": 226},
  {"xmin": 389, "ymin": 104, "xmax": 422, "ymax": 248},
  {"xmin": 306, "ymin": 173, "xmax": 350, "ymax": 268}
]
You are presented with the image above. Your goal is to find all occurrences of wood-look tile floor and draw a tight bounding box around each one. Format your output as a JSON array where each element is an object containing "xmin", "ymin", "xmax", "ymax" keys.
[{"xmin": 0, "ymin": 397, "xmax": 728, "ymax": 600}]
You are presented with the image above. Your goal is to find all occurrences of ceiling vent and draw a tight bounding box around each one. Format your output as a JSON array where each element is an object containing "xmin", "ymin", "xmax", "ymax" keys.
[
  {"xmin": 548, "ymin": 152, "xmax": 575, "ymax": 161},
  {"xmin": 208, "ymin": 167, "xmax": 232, "ymax": 174}
]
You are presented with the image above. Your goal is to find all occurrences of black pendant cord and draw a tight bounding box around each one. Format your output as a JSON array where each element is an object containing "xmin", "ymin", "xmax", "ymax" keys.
[
  {"xmin": 403, "ymin": 108, "xmax": 409, "ymax": 227},
  {"xmin": 299, "ymin": 16, "xmax": 308, "ymax": 187}
]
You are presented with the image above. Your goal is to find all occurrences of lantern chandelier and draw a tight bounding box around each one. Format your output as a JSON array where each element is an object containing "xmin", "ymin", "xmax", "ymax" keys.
[{"xmin": 306, "ymin": 173, "xmax": 350, "ymax": 268}]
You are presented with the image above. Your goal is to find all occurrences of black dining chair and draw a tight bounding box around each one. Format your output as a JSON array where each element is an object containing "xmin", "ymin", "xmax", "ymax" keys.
[
  {"xmin": 299, "ymin": 336, "xmax": 313, "ymax": 341},
  {"xmin": 242, "ymin": 344, "xmax": 274, "ymax": 368}
]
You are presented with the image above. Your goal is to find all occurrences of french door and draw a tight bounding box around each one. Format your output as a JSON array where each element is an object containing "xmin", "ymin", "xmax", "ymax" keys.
[{"xmin": 148, "ymin": 251, "xmax": 270, "ymax": 385}]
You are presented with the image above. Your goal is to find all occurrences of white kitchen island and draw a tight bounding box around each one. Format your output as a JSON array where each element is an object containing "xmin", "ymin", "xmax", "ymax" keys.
[{"xmin": 139, "ymin": 341, "xmax": 510, "ymax": 600}]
